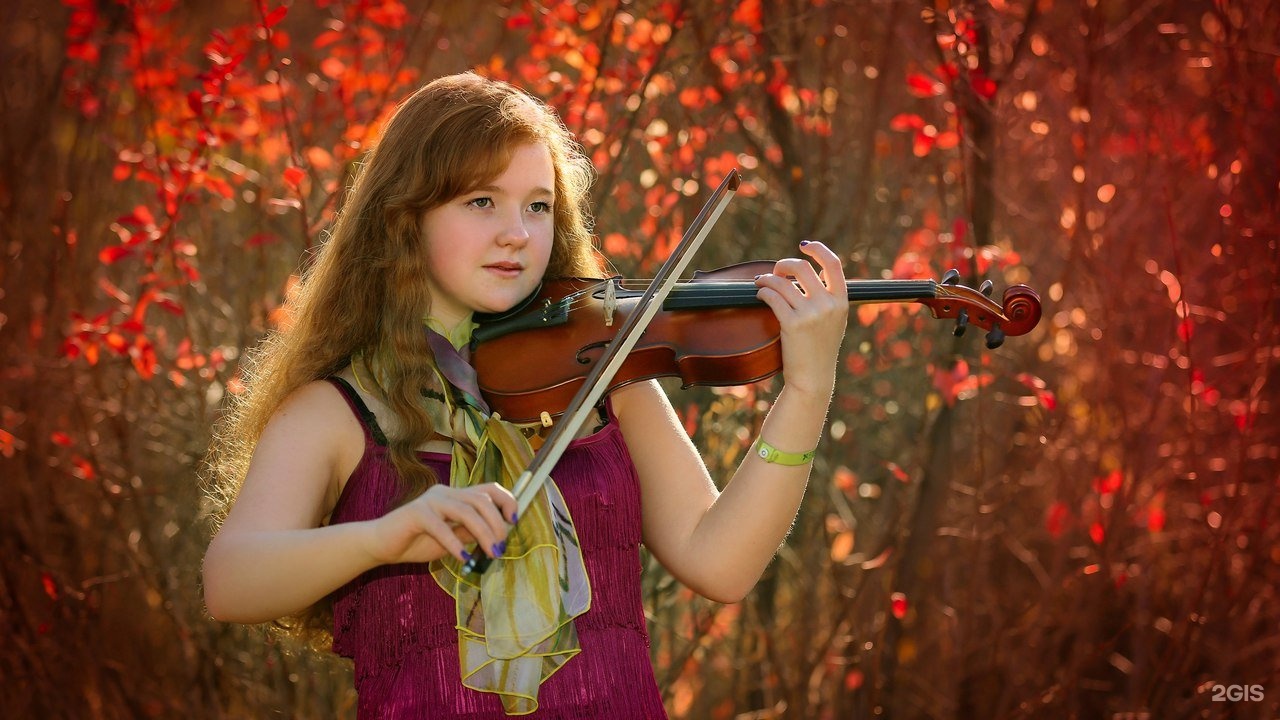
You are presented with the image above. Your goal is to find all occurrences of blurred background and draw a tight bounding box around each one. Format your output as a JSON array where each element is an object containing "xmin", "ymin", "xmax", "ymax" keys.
[{"xmin": 2, "ymin": 0, "xmax": 1277, "ymax": 717}]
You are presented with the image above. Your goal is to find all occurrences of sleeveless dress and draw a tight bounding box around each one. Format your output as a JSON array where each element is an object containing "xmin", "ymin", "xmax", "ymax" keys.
[{"xmin": 325, "ymin": 378, "xmax": 668, "ymax": 719}]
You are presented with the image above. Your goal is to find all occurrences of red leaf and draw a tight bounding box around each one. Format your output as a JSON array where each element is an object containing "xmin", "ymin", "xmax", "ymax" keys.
[
  {"xmin": 1089, "ymin": 522, "xmax": 1106, "ymax": 545},
  {"xmin": 42, "ymin": 572, "xmax": 58, "ymax": 600},
  {"xmin": 890, "ymin": 592, "xmax": 908, "ymax": 619},
  {"xmin": 319, "ymin": 57, "xmax": 346, "ymax": 80},
  {"xmin": 934, "ymin": 130, "xmax": 959, "ymax": 149},
  {"xmin": 885, "ymin": 462, "xmax": 910, "ymax": 483},
  {"xmin": 1148, "ymin": 507, "xmax": 1166, "ymax": 533},
  {"xmin": 1038, "ymin": 390, "xmax": 1058, "ymax": 411},
  {"xmin": 505, "ymin": 13, "xmax": 532, "ymax": 29},
  {"xmin": 131, "ymin": 336, "xmax": 157, "ymax": 380},
  {"xmin": 1093, "ymin": 470, "xmax": 1123, "ymax": 496},
  {"xmin": 71, "ymin": 456, "xmax": 96, "ymax": 480},
  {"xmin": 98, "ymin": 246, "xmax": 131, "ymax": 265},
  {"xmin": 1177, "ymin": 317, "xmax": 1194, "ymax": 342},
  {"xmin": 833, "ymin": 466, "xmax": 857, "ymax": 494},
  {"xmin": 262, "ymin": 5, "xmax": 287, "ymax": 29},
  {"xmin": 844, "ymin": 669, "xmax": 864, "ymax": 691},
  {"xmin": 970, "ymin": 71, "xmax": 997, "ymax": 100},
  {"xmin": 906, "ymin": 73, "xmax": 943, "ymax": 97},
  {"xmin": 0, "ymin": 429, "xmax": 16, "ymax": 458},
  {"xmin": 1045, "ymin": 501, "xmax": 1068, "ymax": 537},
  {"xmin": 313, "ymin": 29, "xmax": 343, "ymax": 49},
  {"xmin": 154, "ymin": 295, "xmax": 185, "ymax": 315},
  {"xmin": 50, "ymin": 432, "xmax": 73, "ymax": 447},
  {"xmin": 283, "ymin": 166, "xmax": 306, "ymax": 189},
  {"xmin": 889, "ymin": 113, "xmax": 926, "ymax": 131},
  {"xmin": 932, "ymin": 359, "xmax": 970, "ymax": 406},
  {"xmin": 104, "ymin": 332, "xmax": 128, "ymax": 354},
  {"xmin": 912, "ymin": 131, "xmax": 935, "ymax": 157}
]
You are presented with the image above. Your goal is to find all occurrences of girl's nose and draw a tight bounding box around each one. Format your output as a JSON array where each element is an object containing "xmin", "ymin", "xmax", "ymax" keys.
[{"xmin": 498, "ymin": 214, "xmax": 531, "ymax": 247}]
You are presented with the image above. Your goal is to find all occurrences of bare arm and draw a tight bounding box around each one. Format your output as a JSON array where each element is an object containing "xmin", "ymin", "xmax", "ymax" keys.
[
  {"xmin": 619, "ymin": 242, "xmax": 847, "ymax": 603},
  {"xmin": 201, "ymin": 381, "xmax": 516, "ymax": 624}
]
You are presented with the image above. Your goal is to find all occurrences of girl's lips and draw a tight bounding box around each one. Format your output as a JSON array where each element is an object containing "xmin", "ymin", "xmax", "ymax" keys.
[{"xmin": 484, "ymin": 263, "xmax": 523, "ymax": 277}]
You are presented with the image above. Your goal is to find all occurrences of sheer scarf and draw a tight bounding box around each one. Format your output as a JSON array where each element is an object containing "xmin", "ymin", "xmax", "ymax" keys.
[{"xmin": 362, "ymin": 319, "xmax": 591, "ymax": 715}]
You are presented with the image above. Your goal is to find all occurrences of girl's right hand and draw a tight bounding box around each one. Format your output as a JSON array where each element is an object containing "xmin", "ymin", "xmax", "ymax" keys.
[{"xmin": 366, "ymin": 483, "xmax": 517, "ymax": 565}]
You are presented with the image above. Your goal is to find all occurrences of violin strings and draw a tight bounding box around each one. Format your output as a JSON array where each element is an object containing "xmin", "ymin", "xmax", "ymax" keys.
[{"xmin": 554, "ymin": 279, "xmax": 943, "ymax": 317}]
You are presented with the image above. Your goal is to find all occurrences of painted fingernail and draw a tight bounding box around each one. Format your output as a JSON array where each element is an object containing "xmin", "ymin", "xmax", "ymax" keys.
[
  {"xmin": 800, "ymin": 240, "xmax": 811, "ymax": 246},
  {"xmin": 492, "ymin": 542, "xmax": 506, "ymax": 557},
  {"xmin": 754, "ymin": 274, "xmax": 763, "ymax": 280},
  {"xmin": 510, "ymin": 512, "xmax": 519, "ymax": 524},
  {"xmin": 461, "ymin": 549, "xmax": 474, "ymax": 562}
]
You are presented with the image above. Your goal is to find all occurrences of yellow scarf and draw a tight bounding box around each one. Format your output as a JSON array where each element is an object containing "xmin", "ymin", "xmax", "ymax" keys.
[{"xmin": 364, "ymin": 319, "xmax": 590, "ymax": 715}]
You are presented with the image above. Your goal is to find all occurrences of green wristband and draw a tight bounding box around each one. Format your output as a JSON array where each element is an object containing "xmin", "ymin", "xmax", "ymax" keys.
[{"xmin": 752, "ymin": 437, "xmax": 816, "ymax": 466}]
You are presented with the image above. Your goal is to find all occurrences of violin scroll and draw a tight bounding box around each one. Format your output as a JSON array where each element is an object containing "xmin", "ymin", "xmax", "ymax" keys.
[{"xmin": 920, "ymin": 270, "xmax": 1042, "ymax": 349}]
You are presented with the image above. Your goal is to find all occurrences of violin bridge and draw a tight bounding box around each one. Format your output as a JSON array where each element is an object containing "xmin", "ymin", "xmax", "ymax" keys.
[{"xmin": 603, "ymin": 279, "xmax": 617, "ymax": 326}]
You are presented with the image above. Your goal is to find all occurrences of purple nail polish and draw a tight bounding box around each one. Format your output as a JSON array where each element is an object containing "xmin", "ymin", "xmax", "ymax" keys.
[
  {"xmin": 800, "ymin": 240, "xmax": 811, "ymax": 246},
  {"xmin": 510, "ymin": 511, "xmax": 519, "ymax": 524},
  {"xmin": 461, "ymin": 549, "xmax": 474, "ymax": 562},
  {"xmin": 492, "ymin": 542, "xmax": 505, "ymax": 557}
]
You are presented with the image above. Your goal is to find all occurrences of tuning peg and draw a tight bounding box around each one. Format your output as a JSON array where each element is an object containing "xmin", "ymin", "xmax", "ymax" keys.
[
  {"xmin": 941, "ymin": 268, "xmax": 960, "ymax": 285},
  {"xmin": 979, "ymin": 279, "xmax": 994, "ymax": 297},
  {"xmin": 954, "ymin": 308, "xmax": 969, "ymax": 337},
  {"xmin": 985, "ymin": 326, "xmax": 1006, "ymax": 349}
]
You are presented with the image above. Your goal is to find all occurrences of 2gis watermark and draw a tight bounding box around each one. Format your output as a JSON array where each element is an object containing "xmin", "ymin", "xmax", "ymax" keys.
[{"xmin": 1209, "ymin": 684, "xmax": 1265, "ymax": 702}]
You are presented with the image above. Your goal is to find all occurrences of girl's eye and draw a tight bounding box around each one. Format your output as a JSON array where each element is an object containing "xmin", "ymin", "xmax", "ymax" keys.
[
  {"xmin": 530, "ymin": 201, "xmax": 552, "ymax": 214},
  {"xmin": 468, "ymin": 197, "xmax": 492, "ymax": 209}
]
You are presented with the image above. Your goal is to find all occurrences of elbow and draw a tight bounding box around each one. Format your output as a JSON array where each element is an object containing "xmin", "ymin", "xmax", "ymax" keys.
[
  {"xmin": 201, "ymin": 548, "xmax": 257, "ymax": 624},
  {"xmin": 201, "ymin": 559, "xmax": 236, "ymax": 623},
  {"xmin": 686, "ymin": 575, "xmax": 755, "ymax": 605},
  {"xmin": 702, "ymin": 588, "xmax": 750, "ymax": 605},
  {"xmin": 202, "ymin": 581, "xmax": 267, "ymax": 625}
]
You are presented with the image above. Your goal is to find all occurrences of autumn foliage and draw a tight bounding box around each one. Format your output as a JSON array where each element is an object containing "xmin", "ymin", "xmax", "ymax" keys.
[{"xmin": 2, "ymin": 0, "xmax": 1277, "ymax": 718}]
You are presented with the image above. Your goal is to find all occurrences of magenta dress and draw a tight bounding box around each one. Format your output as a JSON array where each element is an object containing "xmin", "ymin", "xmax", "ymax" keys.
[{"xmin": 325, "ymin": 378, "xmax": 668, "ymax": 719}]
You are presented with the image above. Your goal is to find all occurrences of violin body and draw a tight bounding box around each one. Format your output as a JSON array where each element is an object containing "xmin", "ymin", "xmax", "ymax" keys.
[
  {"xmin": 473, "ymin": 263, "xmax": 782, "ymax": 424},
  {"xmin": 472, "ymin": 261, "xmax": 1042, "ymax": 424}
]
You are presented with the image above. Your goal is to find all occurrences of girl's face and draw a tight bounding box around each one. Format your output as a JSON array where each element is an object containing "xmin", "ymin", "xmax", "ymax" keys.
[{"xmin": 420, "ymin": 142, "xmax": 556, "ymax": 332}]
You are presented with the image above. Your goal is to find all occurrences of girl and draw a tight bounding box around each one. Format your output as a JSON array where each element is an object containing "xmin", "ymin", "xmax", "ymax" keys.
[{"xmin": 203, "ymin": 72, "xmax": 848, "ymax": 718}]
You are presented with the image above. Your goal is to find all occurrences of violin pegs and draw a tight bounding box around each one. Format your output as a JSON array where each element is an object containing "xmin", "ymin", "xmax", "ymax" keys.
[
  {"xmin": 985, "ymin": 326, "xmax": 1006, "ymax": 349},
  {"xmin": 979, "ymin": 279, "xmax": 994, "ymax": 297},
  {"xmin": 954, "ymin": 308, "xmax": 969, "ymax": 337},
  {"xmin": 941, "ymin": 268, "xmax": 961, "ymax": 286}
]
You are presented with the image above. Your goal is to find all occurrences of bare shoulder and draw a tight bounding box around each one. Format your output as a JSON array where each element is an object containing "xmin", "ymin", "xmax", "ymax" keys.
[
  {"xmin": 609, "ymin": 380, "xmax": 684, "ymax": 439},
  {"xmin": 269, "ymin": 379, "xmax": 362, "ymax": 443},
  {"xmin": 234, "ymin": 378, "xmax": 366, "ymax": 528}
]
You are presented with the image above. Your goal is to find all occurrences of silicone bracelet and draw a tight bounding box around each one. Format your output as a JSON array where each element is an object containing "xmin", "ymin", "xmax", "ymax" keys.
[{"xmin": 751, "ymin": 437, "xmax": 816, "ymax": 466}]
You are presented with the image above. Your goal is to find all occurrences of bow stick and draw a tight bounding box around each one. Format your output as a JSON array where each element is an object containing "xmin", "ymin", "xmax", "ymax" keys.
[{"xmin": 462, "ymin": 169, "xmax": 742, "ymax": 573}]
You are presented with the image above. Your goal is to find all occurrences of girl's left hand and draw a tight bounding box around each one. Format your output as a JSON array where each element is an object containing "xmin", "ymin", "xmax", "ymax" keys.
[{"xmin": 754, "ymin": 241, "xmax": 849, "ymax": 398}]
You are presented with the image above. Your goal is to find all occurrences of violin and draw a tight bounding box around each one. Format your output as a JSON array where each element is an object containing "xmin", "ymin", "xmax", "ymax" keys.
[
  {"xmin": 472, "ymin": 261, "xmax": 1042, "ymax": 425},
  {"xmin": 460, "ymin": 169, "xmax": 1040, "ymax": 574}
]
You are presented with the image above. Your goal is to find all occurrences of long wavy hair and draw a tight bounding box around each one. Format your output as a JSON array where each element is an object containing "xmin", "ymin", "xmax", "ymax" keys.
[{"xmin": 204, "ymin": 73, "xmax": 599, "ymax": 641}]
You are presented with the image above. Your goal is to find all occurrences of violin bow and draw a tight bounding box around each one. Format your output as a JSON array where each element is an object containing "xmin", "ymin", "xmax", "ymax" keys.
[{"xmin": 461, "ymin": 169, "xmax": 742, "ymax": 573}]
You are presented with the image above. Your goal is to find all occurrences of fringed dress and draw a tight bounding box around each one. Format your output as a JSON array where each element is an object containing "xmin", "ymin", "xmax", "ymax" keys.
[{"xmin": 325, "ymin": 377, "xmax": 668, "ymax": 719}]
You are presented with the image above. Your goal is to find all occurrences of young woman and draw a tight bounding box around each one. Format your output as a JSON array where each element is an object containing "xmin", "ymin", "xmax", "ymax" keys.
[{"xmin": 203, "ymin": 72, "xmax": 848, "ymax": 718}]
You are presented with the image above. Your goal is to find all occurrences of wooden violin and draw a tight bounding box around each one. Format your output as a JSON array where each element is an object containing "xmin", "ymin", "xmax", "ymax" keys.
[{"xmin": 472, "ymin": 261, "xmax": 1041, "ymax": 424}]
